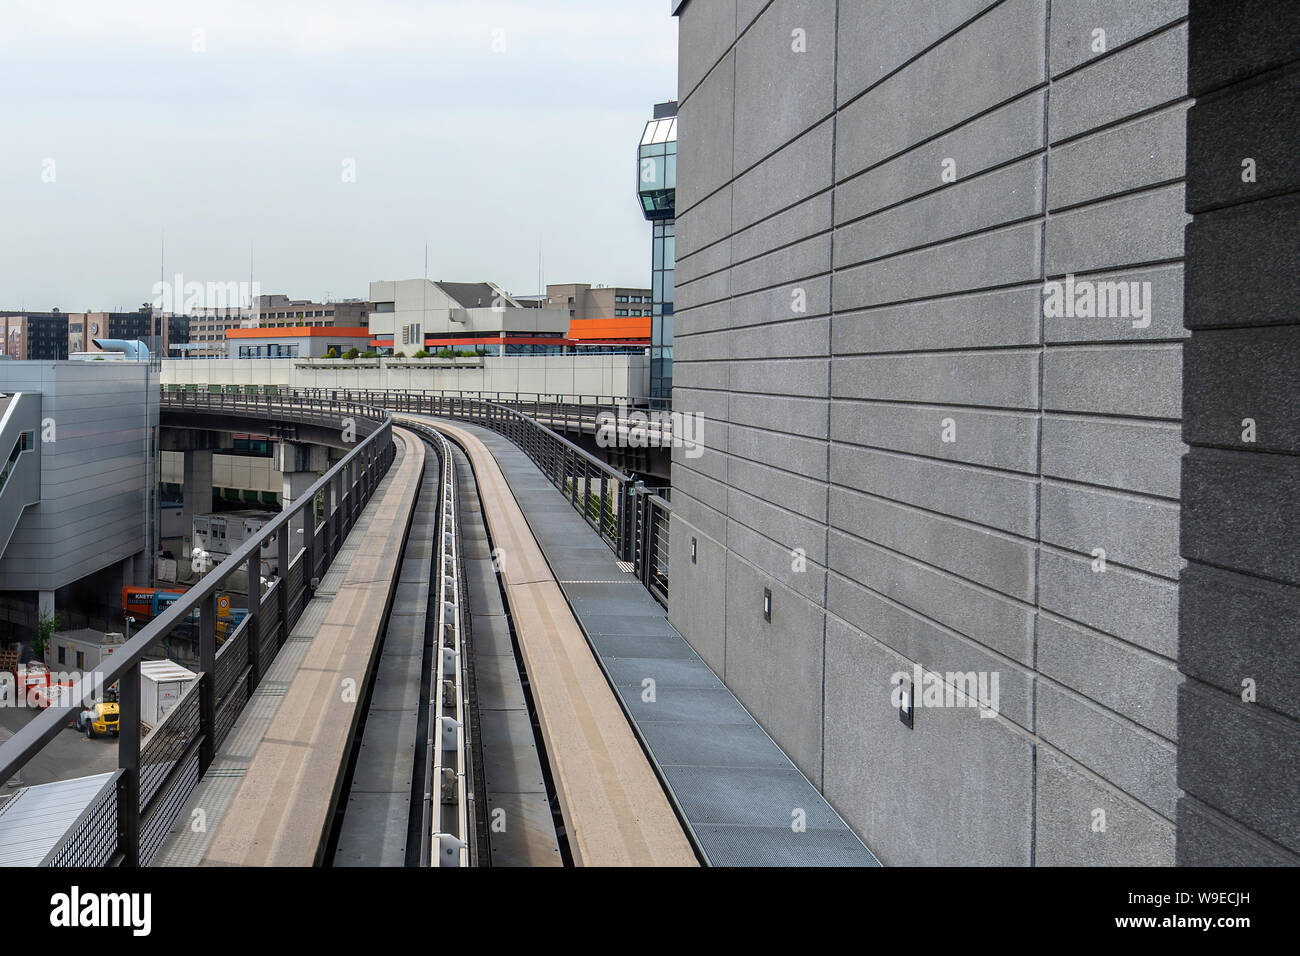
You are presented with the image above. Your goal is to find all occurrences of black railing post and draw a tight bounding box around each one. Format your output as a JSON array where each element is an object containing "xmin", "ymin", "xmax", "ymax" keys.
[
  {"xmin": 246, "ymin": 550, "xmax": 262, "ymax": 689},
  {"xmin": 347, "ymin": 458, "xmax": 357, "ymax": 526},
  {"xmin": 569, "ymin": 451, "xmax": 579, "ymax": 506},
  {"xmin": 199, "ymin": 594, "xmax": 216, "ymax": 771},
  {"xmin": 303, "ymin": 494, "xmax": 316, "ymax": 593},
  {"xmin": 331, "ymin": 470, "xmax": 343, "ymax": 559},
  {"xmin": 277, "ymin": 524, "xmax": 290, "ymax": 645},
  {"xmin": 634, "ymin": 481, "xmax": 649, "ymax": 586},
  {"xmin": 621, "ymin": 481, "xmax": 638, "ymax": 563},
  {"xmin": 117, "ymin": 660, "xmax": 141, "ymax": 867}
]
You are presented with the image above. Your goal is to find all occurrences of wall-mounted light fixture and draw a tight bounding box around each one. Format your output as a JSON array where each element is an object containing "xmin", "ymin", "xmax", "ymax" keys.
[
  {"xmin": 899, "ymin": 673, "xmax": 914, "ymax": 729},
  {"xmin": 762, "ymin": 587, "xmax": 772, "ymax": 622},
  {"xmin": 691, "ymin": 536, "xmax": 697, "ymax": 563}
]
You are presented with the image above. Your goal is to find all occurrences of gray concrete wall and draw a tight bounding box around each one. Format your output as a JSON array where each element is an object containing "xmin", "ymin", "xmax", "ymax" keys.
[
  {"xmin": 670, "ymin": 0, "xmax": 1190, "ymax": 864},
  {"xmin": 1176, "ymin": 0, "xmax": 1300, "ymax": 866},
  {"xmin": 0, "ymin": 362, "xmax": 158, "ymax": 592}
]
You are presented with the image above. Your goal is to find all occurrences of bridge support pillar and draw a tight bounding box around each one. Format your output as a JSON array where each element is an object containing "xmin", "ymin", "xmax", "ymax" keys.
[
  {"xmin": 277, "ymin": 442, "xmax": 325, "ymax": 559},
  {"xmin": 182, "ymin": 449, "xmax": 213, "ymax": 559},
  {"xmin": 281, "ymin": 470, "xmax": 316, "ymax": 512}
]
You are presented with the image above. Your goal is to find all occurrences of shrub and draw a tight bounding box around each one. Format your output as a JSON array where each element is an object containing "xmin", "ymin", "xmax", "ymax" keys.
[{"xmin": 35, "ymin": 610, "xmax": 63, "ymax": 661}]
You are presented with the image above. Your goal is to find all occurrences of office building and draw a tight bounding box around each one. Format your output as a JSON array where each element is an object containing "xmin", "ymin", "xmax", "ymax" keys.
[
  {"xmin": 544, "ymin": 283, "xmax": 653, "ymax": 353},
  {"xmin": 224, "ymin": 325, "xmax": 373, "ymax": 359},
  {"xmin": 367, "ymin": 279, "xmax": 573, "ymax": 356},
  {"xmin": 0, "ymin": 361, "xmax": 159, "ymax": 627},
  {"xmin": 544, "ymin": 283, "xmax": 653, "ymax": 320},
  {"xmin": 0, "ymin": 313, "xmax": 70, "ymax": 361},
  {"xmin": 183, "ymin": 295, "xmax": 368, "ymax": 357},
  {"xmin": 68, "ymin": 308, "xmax": 186, "ymax": 356}
]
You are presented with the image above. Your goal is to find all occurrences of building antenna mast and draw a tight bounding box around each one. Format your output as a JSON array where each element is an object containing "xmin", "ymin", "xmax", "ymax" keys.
[{"xmin": 158, "ymin": 229, "xmax": 165, "ymax": 353}]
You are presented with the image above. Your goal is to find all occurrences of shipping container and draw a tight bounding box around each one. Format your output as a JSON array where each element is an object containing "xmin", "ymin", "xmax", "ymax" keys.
[
  {"xmin": 139, "ymin": 659, "xmax": 198, "ymax": 728},
  {"xmin": 191, "ymin": 509, "xmax": 279, "ymax": 574}
]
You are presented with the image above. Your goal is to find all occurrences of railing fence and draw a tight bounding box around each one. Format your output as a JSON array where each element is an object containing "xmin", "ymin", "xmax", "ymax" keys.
[{"xmin": 0, "ymin": 394, "xmax": 396, "ymax": 868}]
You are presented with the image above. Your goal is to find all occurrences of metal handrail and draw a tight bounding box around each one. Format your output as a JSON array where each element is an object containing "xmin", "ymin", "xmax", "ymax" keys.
[
  {"xmin": 161, "ymin": 384, "xmax": 665, "ymax": 409},
  {"xmin": 637, "ymin": 491, "xmax": 671, "ymax": 608},
  {"xmin": 161, "ymin": 388, "xmax": 390, "ymax": 426},
  {"xmin": 0, "ymin": 394, "xmax": 396, "ymax": 866},
  {"xmin": 394, "ymin": 396, "xmax": 673, "ymax": 609}
]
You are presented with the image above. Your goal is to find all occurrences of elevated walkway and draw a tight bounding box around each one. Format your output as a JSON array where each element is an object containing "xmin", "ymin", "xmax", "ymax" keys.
[{"xmin": 410, "ymin": 416, "xmax": 880, "ymax": 867}]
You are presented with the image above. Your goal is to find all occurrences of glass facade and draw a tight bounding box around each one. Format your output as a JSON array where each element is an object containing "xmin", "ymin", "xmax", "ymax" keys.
[
  {"xmin": 638, "ymin": 107, "xmax": 677, "ymax": 406},
  {"xmin": 650, "ymin": 220, "xmax": 674, "ymax": 404},
  {"xmin": 237, "ymin": 343, "xmax": 300, "ymax": 358}
]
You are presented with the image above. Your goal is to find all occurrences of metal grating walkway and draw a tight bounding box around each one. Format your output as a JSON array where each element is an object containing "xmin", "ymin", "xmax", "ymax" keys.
[{"xmin": 447, "ymin": 420, "xmax": 880, "ymax": 867}]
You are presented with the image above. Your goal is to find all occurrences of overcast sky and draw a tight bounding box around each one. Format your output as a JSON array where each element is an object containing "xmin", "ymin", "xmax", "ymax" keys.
[{"xmin": 0, "ymin": 0, "xmax": 678, "ymax": 312}]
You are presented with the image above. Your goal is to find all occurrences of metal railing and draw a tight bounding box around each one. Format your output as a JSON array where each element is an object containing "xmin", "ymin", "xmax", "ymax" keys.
[
  {"xmin": 0, "ymin": 396, "xmax": 396, "ymax": 866},
  {"xmin": 166, "ymin": 385, "xmax": 676, "ymax": 603},
  {"xmin": 402, "ymin": 399, "xmax": 637, "ymax": 553},
  {"xmin": 363, "ymin": 390, "xmax": 661, "ymax": 440},
  {"xmin": 166, "ymin": 385, "xmax": 661, "ymax": 409},
  {"xmin": 390, "ymin": 396, "xmax": 671, "ymax": 609},
  {"xmin": 635, "ymin": 490, "xmax": 671, "ymax": 608},
  {"xmin": 161, "ymin": 387, "xmax": 393, "ymax": 432},
  {"xmin": 201, "ymin": 387, "xmax": 661, "ymax": 433}
]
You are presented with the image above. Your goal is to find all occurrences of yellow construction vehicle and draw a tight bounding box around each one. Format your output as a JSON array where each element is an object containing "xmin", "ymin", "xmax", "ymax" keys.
[{"xmin": 75, "ymin": 692, "xmax": 120, "ymax": 739}]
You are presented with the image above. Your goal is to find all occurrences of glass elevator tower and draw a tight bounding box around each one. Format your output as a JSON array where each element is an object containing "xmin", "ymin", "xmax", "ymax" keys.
[{"xmin": 637, "ymin": 101, "xmax": 677, "ymax": 407}]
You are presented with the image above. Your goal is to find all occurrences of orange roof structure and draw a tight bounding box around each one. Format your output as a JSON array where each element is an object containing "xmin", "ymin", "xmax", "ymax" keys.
[
  {"xmin": 225, "ymin": 326, "xmax": 370, "ymax": 339},
  {"xmin": 568, "ymin": 317, "xmax": 651, "ymax": 342}
]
